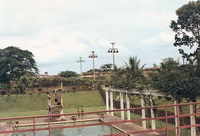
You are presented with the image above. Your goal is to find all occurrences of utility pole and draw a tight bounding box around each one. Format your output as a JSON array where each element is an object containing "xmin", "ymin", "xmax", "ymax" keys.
[
  {"xmin": 89, "ymin": 51, "xmax": 98, "ymax": 80},
  {"xmin": 77, "ymin": 57, "xmax": 85, "ymax": 77},
  {"xmin": 108, "ymin": 42, "xmax": 118, "ymax": 69}
]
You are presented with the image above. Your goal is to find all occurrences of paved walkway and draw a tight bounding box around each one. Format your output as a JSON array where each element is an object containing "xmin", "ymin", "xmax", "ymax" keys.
[
  {"xmin": 0, "ymin": 122, "xmax": 11, "ymax": 136},
  {"xmin": 101, "ymin": 114, "xmax": 160, "ymax": 136}
]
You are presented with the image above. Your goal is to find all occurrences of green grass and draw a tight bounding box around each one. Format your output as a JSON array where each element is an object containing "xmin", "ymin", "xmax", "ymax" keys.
[
  {"xmin": 0, "ymin": 110, "xmax": 47, "ymax": 118},
  {"xmin": 0, "ymin": 106, "xmax": 106, "ymax": 118},
  {"xmin": 62, "ymin": 91, "xmax": 105, "ymax": 108},
  {"xmin": 0, "ymin": 94, "xmax": 47, "ymax": 112},
  {"xmin": 0, "ymin": 91, "xmax": 105, "ymax": 118},
  {"xmin": 63, "ymin": 106, "xmax": 106, "ymax": 113}
]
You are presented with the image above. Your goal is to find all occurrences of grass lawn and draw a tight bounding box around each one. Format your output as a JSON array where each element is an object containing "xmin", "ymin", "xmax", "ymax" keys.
[
  {"xmin": 0, "ymin": 106, "xmax": 106, "ymax": 118},
  {"xmin": 0, "ymin": 110, "xmax": 47, "ymax": 118},
  {"xmin": 0, "ymin": 91, "xmax": 105, "ymax": 118}
]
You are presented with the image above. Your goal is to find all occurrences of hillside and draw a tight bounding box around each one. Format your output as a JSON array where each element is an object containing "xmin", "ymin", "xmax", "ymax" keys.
[{"xmin": 0, "ymin": 91, "xmax": 105, "ymax": 117}]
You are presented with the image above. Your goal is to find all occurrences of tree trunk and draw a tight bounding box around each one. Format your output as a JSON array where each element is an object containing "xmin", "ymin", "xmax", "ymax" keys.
[{"xmin": 197, "ymin": 47, "xmax": 200, "ymax": 77}]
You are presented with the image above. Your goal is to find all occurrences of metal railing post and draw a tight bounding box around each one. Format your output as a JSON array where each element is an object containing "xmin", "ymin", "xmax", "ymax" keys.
[
  {"xmin": 48, "ymin": 116, "xmax": 50, "ymax": 136},
  {"xmin": 110, "ymin": 123, "xmax": 113, "ymax": 135},
  {"xmin": 176, "ymin": 104, "xmax": 180, "ymax": 136},
  {"xmin": 165, "ymin": 108, "xmax": 168, "ymax": 136},
  {"xmin": 33, "ymin": 118, "xmax": 36, "ymax": 136}
]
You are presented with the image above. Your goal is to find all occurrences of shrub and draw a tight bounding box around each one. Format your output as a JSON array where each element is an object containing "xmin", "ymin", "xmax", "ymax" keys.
[
  {"xmin": 158, "ymin": 96, "xmax": 163, "ymax": 99},
  {"xmin": 0, "ymin": 90, "xmax": 6, "ymax": 96},
  {"xmin": 165, "ymin": 96, "xmax": 171, "ymax": 101}
]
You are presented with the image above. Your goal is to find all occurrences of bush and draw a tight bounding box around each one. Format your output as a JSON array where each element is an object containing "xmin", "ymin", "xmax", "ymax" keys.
[
  {"xmin": 37, "ymin": 88, "xmax": 42, "ymax": 91},
  {"xmin": 158, "ymin": 96, "xmax": 163, "ymax": 99},
  {"xmin": 18, "ymin": 76, "xmax": 93, "ymax": 88},
  {"xmin": 165, "ymin": 96, "xmax": 171, "ymax": 101},
  {"xmin": 150, "ymin": 64, "xmax": 200, "ymax": 101},
  {"xmin": 0, "ymin": 90, "xmax": 6, "ymax": 96}
]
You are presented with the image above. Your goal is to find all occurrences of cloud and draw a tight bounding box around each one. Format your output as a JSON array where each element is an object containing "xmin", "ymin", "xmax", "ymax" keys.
[
  {"xmin": 0, "ymin": 0, "xmax": 192, "ymax": 74},
  {"xmin": 0, "ymin": 28, "xmax": 91, "ymax": 63},
  {"xmin": 141, "ymin": 31, "xmax": 174, "ymax": 45}
]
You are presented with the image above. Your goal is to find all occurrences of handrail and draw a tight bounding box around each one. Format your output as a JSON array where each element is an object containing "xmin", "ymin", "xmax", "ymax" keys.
[
  {"xmin": 1, "ymin": 102, "xmax": 200, "ymax": 136},
  {"xmin": 1, "ymin": 101, "xmax": 200, "ymax": 121}
]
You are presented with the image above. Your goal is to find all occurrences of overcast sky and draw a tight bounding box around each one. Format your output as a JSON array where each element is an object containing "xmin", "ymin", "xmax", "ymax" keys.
[{"xmin": 0, "ymin": 0, "xmax": 192, "ymax": 75}]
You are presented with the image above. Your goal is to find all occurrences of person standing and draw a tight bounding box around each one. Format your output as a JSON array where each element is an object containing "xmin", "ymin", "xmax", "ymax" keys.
[
  {"xmin": 100, "ymin": 107, "xmax": 104, "ymax": 119},
  {"xmin": 54, "ymin": 94, "xmax": 58, "ymax": 105},
  {"xmin": 77, "ymin": 108, "xmax": 80, "ymax": 119},
  {"xmin": 81, "ymin": 106, "xmax": 84, "ymax": 119}
]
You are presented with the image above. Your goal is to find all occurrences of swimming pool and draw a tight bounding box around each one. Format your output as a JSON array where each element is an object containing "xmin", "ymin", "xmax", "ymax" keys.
[{"xmin": 11, "ymin": 121, "xmax": 122, "ymax": 136}]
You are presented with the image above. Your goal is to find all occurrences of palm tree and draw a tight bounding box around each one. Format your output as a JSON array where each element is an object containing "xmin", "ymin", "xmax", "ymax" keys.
[
  {"xmin": 110, "ymin": 56, "xmax": 146, "ymax": 90},
  {"xmin": 124, "ymin": 56, "xmax": 146, "ymax": 90},
  {"xmin": 125, "ymin": 56, "xmax": 145, "ymax": 78}
]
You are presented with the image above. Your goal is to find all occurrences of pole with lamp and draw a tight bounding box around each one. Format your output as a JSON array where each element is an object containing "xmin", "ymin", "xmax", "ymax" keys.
[
  {"xmin": 77, "ymin": 57, "xmax": 85, "ymax": 77},
  {"xmin": 89, "ymin": 51, "xmax": 98, "ymax": 80},
  {"xmin": 108, "ymin": 42, "xmax": 118, "ymax": 69}
]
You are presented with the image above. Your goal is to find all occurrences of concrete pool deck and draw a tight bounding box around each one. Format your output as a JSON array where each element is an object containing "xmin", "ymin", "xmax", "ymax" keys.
[{"xmin": 101, "ymin": 114, "xmax": 160, "ymax": 136}]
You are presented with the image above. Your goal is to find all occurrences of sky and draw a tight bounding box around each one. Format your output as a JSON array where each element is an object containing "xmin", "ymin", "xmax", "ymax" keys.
[{"xmin": 0, "ymin": 0, "xmax": 192, "ymax": 75}]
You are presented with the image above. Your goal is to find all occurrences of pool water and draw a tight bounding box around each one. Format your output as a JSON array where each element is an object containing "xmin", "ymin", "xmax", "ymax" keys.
[{"xmin": 11, "ymin": 121, "xmax": 122, "ymax": 136}]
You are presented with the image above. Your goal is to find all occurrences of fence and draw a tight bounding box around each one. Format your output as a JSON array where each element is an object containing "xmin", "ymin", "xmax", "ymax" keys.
[{"xmin": 1, "ymin": 102, "xmax": 200, "ymax": 136}]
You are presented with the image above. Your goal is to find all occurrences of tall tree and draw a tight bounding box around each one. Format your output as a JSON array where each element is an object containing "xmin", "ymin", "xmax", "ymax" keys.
[
  {"xmin": 151, "ymin": 64, "xmax": 200, "ymax": 102},
  {"xmin": 58, "ymin": 70, "xmax": 78, "ymax": 78},
  {"xmin": 170, "ymin": 1, "xmax": 200, "ymax": 76},
  {"xmin": 160, "ymin": 57, "xmax": 179, "ymax": 71},
  {"xmin": 100, "ymin": 64, "xmax": 112, "ymax": 71},
  {"xmin": 0, "ymin": 46, "xmax": 38, "ymax": 84}
]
